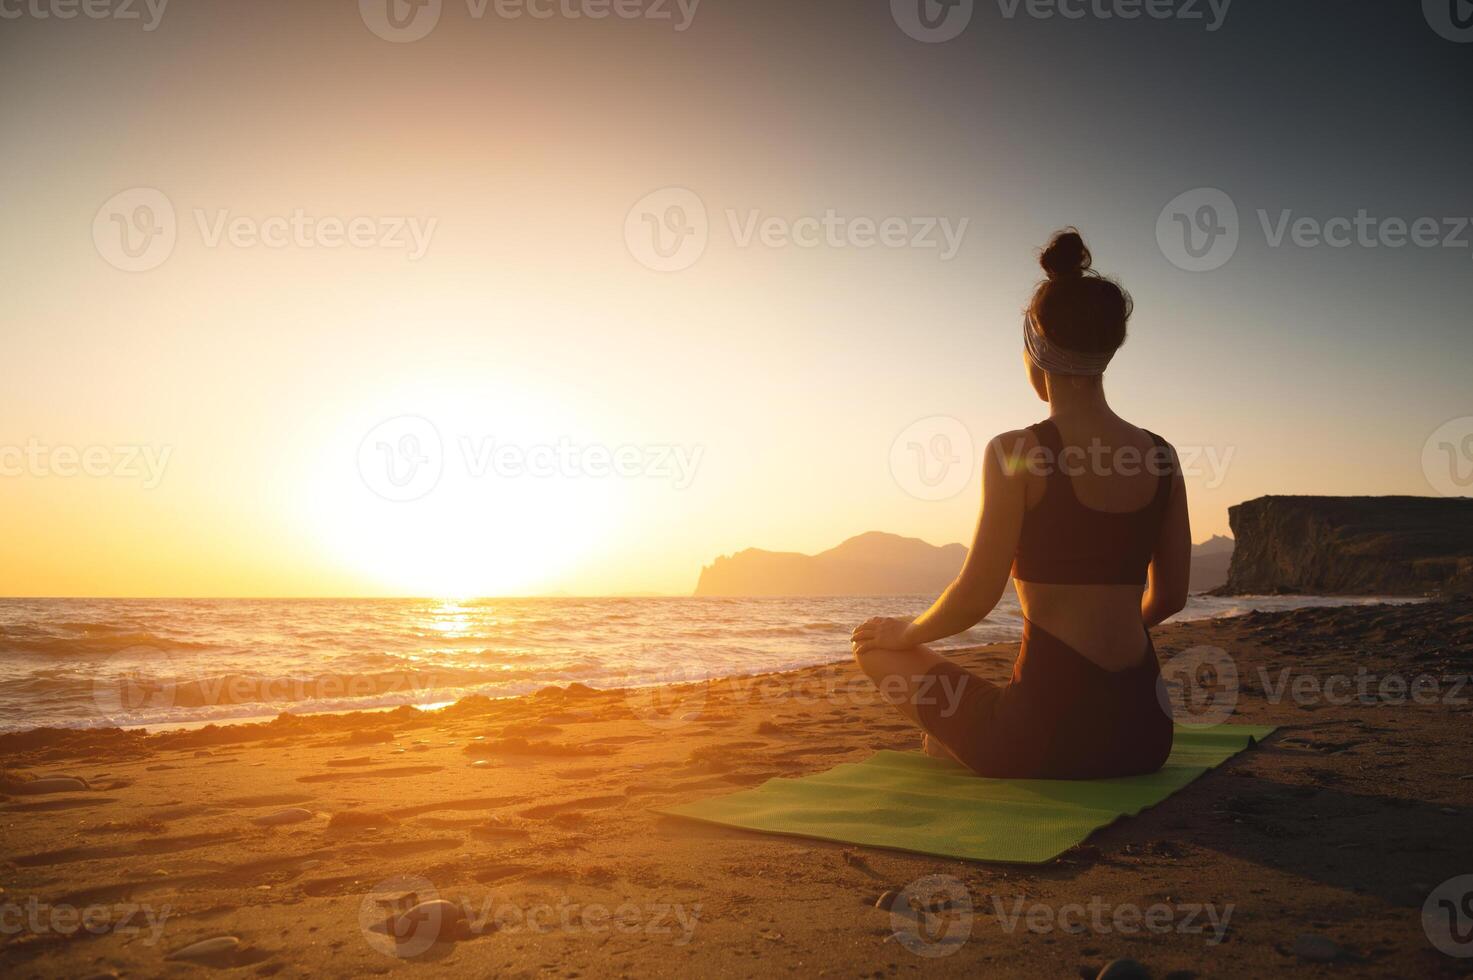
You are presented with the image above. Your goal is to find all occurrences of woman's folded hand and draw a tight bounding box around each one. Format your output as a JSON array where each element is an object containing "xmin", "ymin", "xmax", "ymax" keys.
[{"xmin": 850, "ymin": 616, "xmax": 914, "ymax": 656}]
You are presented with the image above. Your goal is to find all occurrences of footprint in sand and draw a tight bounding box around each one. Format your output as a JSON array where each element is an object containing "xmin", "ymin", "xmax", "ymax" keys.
[
  {"xmin": 252, "ymin": 808, "xmax": 316, "ymax": 827},
  {"xmin": 471, "ymin": 862, "xmax": 534, "ymax": 883},
  {"xmin": 297, "ymin": 765, "xmax": 442, "ymax": 783},
  {"xmin": 386, "ymin": 795, "xmax": 530, "ymax": 820},
  {"xmin": 517, "ymin": 795, "xmax": 624, "ymax": 820},
  {"xmin": 2, "ymin": 797, "xmax": 116, "ymax": 813},
  {"xmin": 223, "ymin": 793, "xmax": 316, "ymax": 808},
  {"xmin": 15, "ymin": 831, "xmax": 240, "ymax": 868},
  {"xmin": 3, "ymin": 775, "xmax": 92, "ymax": 795},
  {"xmin": 470, "ymin": 821, "xmax": 532, "ymax": 841},
  {"xmin": 359, "ymin": 837, "xmax": 463, "ymax": 858}
]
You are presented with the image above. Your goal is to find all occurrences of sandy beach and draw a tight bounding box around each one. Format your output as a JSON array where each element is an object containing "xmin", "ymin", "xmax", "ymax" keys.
[{"xmin": 1, "ymin": 598, "xmax": 1470, "ymax": 978}]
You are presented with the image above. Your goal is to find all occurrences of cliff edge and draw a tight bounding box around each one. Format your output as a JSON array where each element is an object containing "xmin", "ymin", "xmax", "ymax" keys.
[{"xmin": 1219, "ymin": 495, "xmax": 1473, "ymax": 596}]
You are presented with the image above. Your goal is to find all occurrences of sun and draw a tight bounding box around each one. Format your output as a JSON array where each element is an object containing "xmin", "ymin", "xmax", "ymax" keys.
[{"xmin": 298, "ymin": 384, "xmax": 622, "ymax": 597}]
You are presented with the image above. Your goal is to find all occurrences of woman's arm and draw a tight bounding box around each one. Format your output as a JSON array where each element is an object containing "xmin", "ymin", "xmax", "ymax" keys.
[
  {"xmin": 852, "ymin": 432, "xmax": 1030, "ymax": 654},
  {"xmin": 1141, "ymin": 446, "xmax": 1191, "ymax": 628}
]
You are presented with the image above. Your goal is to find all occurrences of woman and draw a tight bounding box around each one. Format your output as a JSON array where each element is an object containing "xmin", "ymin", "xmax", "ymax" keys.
[{"xmin": 850, "ymin": 229, "xmax": 1190, "ymax": 779}]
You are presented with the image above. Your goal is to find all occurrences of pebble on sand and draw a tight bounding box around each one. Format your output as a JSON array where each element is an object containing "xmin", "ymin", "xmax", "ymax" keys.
[
  {"xmin": 12, "ymin": 776, "xmax": 90, "ymax": 795},
  {"xmin": 1292, "ymin": 933, "xmax": 1344, "ymax": 962},
  {"xmin": 393, "ymin": 900, "xmax": 468, "ymax": 944},
  {"xmin": 1096, "ymin": 958, "xmax": 1151, "ymax": 980},
  {"xmin": 252, "ymin": 807, "xmax": 314, "ymax": 826},
  {"xmin": 166, "ymin": 936, "xmax": 241, "ymax": 961},
  {"xmin": 327, "ymin": 810, "xmax": 396, "ymax": 829}
]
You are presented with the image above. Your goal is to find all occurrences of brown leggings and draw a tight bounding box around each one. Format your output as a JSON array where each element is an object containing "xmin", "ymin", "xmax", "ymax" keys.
[{"xmin": 915, "ymin": 619, "xmax": 1173, "ymax": 780}]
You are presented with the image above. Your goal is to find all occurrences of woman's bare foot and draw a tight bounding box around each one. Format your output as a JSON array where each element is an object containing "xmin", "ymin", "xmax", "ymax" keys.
[{"xmin": 922, "ymin": 732, "xmax": 962, "ymax": 764}]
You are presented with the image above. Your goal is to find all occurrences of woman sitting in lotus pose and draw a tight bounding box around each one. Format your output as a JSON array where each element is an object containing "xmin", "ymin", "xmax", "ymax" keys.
[{"xmin": 851, "ymin": 229, "xmax": 1191, "ymax": 779}]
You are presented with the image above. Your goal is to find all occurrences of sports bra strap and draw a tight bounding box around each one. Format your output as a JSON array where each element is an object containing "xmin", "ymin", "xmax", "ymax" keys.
[
  {"xmin": 1144, "ymin": 429, "xmax": 1173, "ymax": 510},
  {"xmin": 1028, "ymin": 419, "xmax": 1065, "ymax": 490}
]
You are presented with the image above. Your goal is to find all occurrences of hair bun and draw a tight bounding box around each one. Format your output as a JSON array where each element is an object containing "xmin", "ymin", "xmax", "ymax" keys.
[{"xmin": 1040, "ymin": 228, "xmax": 1091, "ymax": 280}]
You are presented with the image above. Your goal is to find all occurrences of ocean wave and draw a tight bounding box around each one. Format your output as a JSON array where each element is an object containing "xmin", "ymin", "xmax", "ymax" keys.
[
  {"xmin": 0, "ymin": 594, "xmax": 1420, "ymax": 733},
  {"xmin": 0, "ymin": 628, "xmax": 215, "ymax": 658}
]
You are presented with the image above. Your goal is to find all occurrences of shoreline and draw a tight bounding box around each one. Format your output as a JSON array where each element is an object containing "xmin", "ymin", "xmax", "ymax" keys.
[{"xmin": 0, "ymin": 593, "xmax": 1429, "ymax": 741}]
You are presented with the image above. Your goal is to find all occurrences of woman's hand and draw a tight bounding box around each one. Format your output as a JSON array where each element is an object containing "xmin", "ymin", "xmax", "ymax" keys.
[{"xmin": 850, "ymin": 616, "xmax": 915, "ymax": 656}]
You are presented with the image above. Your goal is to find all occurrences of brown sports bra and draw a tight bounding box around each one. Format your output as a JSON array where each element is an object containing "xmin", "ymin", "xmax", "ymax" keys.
[{"xmin": 1012, "ymin": 419, "xmax": 1174, "ymax": 586}]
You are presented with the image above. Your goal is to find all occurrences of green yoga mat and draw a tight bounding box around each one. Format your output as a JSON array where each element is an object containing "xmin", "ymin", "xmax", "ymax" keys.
[{"xmin": 661, "ymin": 724, "xmax": 1275, "ymax": 864}]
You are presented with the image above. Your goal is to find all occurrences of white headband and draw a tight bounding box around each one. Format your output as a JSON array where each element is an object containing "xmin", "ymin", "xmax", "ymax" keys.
[{"xmin": 1023, "ymin": 312, "xmax": 1115, "ymax": 376}]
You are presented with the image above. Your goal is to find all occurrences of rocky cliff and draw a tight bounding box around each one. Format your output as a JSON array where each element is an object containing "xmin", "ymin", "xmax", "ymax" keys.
[{"xmin": 1220, "ymin": 496, "xmax": 1473, "ymax": 596}]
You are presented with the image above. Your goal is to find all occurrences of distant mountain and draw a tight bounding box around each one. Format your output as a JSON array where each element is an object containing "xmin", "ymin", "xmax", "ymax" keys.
[
  {"xmin": 1190, "ymin": 535, "xmax": 1235, "ymax": 593},
  {"xmin": 693, "ymin": 532, "xmax": 966, "ymax": 597},
  {"xmin": 695, "ymin": 530, "xmax": 1239, "ymax": 597}
]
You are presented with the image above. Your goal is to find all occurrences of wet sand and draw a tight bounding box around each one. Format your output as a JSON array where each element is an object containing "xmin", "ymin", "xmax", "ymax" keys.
[{"xmin": 2, "ymin": 598, "xmax": 1471, "ymax": 978}]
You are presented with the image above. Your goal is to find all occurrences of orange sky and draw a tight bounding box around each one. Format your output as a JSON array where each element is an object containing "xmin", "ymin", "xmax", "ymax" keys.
[{"xmin": 2, "ymin": 3, "xmax": 1466, "ymax": 598}]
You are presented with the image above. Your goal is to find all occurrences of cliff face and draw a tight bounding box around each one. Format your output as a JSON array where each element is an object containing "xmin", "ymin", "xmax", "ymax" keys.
[
  {"xmin": 693, "ymin": 532, "xmax": 966, "ymax": 597},
  {"xmin": 1221, "ymin": 496, "xmax": 1473, "ymax": 596}
]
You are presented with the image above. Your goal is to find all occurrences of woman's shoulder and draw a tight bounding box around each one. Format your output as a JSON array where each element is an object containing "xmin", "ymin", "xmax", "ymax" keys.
[{"xmin": 982, "ymin": 426, "xmax": 1044, "ymax": 480}]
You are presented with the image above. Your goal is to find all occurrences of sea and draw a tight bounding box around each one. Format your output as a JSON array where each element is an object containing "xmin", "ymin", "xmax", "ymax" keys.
[{"xmin": 0, "ymin": 593, "xmax": 1420, "ymax": 733}]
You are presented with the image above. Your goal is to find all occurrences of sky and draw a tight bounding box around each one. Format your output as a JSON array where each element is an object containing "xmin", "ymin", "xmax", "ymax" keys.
[{"xmin": 1, "ymin": 1, "xmax": 1470, "ymax": 597}]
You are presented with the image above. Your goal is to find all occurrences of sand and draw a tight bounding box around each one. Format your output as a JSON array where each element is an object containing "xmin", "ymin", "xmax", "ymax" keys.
[{"xmin": 2, "ymin": 598, "xmax": 1471, "ymax": 978}]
